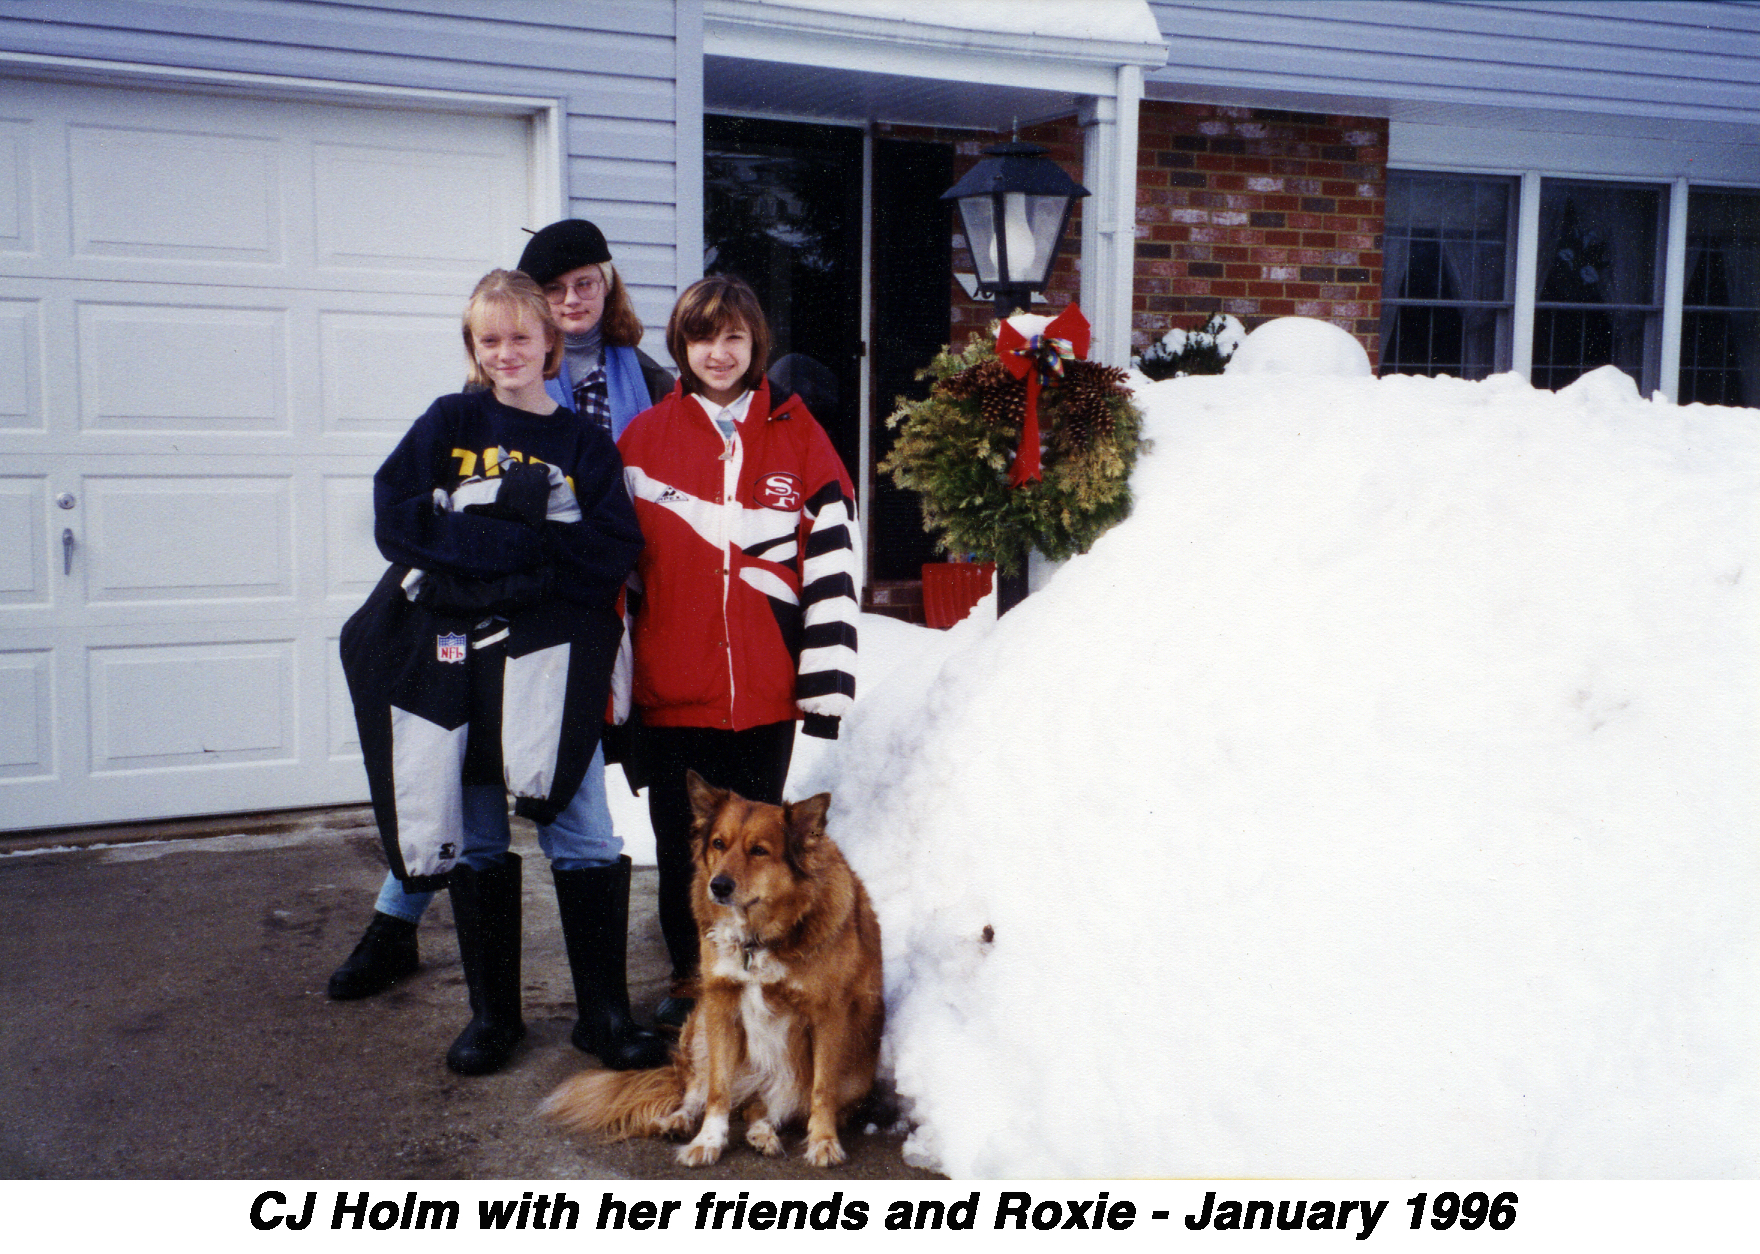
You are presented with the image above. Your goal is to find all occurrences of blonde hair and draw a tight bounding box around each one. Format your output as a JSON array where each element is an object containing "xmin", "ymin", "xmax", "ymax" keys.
[{"xmin": 461, "ymin": 269, "xmax": 562, "ymax": 388}]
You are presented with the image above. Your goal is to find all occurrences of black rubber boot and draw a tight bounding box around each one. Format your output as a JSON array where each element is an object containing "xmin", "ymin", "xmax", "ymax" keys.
[
  {"xmin": 445, "ymin": 853, "xmax": 526, "ymax": 1075},
  {"xmin": 327, "ymin": 911, "xmax": 419, "ymax": 1000},
  {"xmin": 553, "ymin": 857, "xmax": 671, "ymax": 1070},
  {"xmin": 654, "ymin": 992, "xmax": 695, "ymax": 1030},
  {"xmin": 652, "ymin": 827, "xmax": 699, "ymax": 1031}
]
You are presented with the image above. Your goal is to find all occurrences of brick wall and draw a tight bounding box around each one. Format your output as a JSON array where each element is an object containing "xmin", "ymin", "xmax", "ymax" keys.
[
  {"xmin": 880, "ymin": 103, "xmax": 1389, "ymax": 366},
  {"xmin": 1135, "ymin": 102, "xmax": 1387, "ymax": 363}
]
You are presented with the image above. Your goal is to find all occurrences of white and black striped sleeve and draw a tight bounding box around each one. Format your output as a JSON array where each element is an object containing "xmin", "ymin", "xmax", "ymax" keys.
[{"xmin": 795, "ymin": 472, "xmax": 860, "ymax": 738}]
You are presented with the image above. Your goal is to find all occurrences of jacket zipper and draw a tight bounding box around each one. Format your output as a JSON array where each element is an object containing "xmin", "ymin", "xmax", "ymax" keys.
[{"xmin": 717, "ymin": 413, "xmax": 741, "ymax": 725}]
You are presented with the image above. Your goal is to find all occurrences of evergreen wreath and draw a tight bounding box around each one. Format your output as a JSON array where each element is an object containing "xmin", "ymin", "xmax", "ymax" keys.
[{"xmin": 879, "ymin": 323, "xmax": 1146, "ymax": 576}]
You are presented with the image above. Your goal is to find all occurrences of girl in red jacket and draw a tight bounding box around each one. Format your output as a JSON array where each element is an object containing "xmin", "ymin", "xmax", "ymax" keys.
[{"xmin": 616, "ymin": 275, "xmax": 860, "ymax": 1026}]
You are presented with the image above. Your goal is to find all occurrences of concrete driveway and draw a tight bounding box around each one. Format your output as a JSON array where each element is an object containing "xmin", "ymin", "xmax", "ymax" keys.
[{"xmin": 0, "ymin": 808, "xmax": 936, "ymax": 1181}]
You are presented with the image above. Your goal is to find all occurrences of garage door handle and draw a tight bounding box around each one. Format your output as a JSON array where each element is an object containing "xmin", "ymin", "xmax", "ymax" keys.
[{"xmin": 63, "ymin": 528, "xmax": 75, "ymax": 575}]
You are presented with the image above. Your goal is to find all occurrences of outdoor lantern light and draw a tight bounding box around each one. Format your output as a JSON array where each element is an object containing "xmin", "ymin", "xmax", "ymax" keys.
[{"xmin": 943, "ymin": 141, "xmax": 1089, "ymax": 317}]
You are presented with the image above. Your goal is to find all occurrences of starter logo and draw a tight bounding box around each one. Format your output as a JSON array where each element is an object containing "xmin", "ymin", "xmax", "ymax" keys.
[
  {"xmin": 757, "ymin": 472, "xmax": 803, "ymax": 511},
  {"xmin": 436, "ymin": 633, "xmax": 466, "ymax": 664}
]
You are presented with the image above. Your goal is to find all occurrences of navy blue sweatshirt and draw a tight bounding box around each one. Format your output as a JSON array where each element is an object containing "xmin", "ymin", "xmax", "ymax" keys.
[{"xmin": 373, "ymin": 390, "xmax": 642, "ymax": 608}]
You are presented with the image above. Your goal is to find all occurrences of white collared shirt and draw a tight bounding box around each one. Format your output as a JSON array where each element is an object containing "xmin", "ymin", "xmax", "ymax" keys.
[{"xmin": 693, "ymin": 389, "xmax": 754, "ymax": 440}]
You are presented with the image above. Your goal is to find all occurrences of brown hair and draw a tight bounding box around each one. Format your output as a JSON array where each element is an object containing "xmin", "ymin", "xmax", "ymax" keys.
[
  {"xmin": 665, "ymin": 274, "xmax": 771, "ymax": 396},
  {"xmin": 461, "ymin": 269, "xmax": 562, "ymax": 388},
  {"xmin": 595, "ymin": 261, "xmax": 648, "ymax": 349}
]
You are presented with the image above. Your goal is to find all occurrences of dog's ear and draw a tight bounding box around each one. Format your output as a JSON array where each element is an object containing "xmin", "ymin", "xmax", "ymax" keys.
[
  {"xmin": 782, "ymin": 791, "xmax": 831, "ymax": 871},
  {"xmin": 685, "ymin": 769, "xmax": 725, "ymax": 825}
]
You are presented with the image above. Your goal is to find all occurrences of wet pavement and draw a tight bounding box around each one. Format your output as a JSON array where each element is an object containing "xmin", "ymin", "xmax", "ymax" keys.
[{"xmin": 0, "ymin": 808, "xmax": 937, "ymax": 1181}]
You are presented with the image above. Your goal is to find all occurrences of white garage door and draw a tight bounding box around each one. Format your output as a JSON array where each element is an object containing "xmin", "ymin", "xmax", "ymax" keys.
[{"xmin": 0, "ymin": 77, "xmax": 538, "ymax": 830}]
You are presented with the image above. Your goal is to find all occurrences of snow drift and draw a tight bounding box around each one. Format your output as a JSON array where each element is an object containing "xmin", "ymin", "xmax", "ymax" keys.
[{"xmin": 783, "ymin": 324, "xmax": 1759, "ymax": 1178}]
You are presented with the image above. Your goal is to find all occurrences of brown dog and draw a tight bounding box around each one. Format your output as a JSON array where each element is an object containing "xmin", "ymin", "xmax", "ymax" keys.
[{"xmin": 540, "ymin": 769, "xmax": 884, "ymax": 1166}]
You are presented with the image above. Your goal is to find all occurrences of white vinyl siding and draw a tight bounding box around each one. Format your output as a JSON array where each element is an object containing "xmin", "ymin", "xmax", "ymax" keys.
[{"xmin": 1147, "ymin": 1, "xmax": 1760, "ymax": 129}]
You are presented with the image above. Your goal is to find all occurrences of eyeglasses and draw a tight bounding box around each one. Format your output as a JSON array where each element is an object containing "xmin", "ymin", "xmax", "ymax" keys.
[{"xmin": 545, "ymin": 277, "xmax": 606, "ymax": 300}]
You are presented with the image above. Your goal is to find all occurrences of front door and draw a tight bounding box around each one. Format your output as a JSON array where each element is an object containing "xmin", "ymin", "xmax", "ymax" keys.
[
  {"xmin": 703, "ymin": 116, "xmax": 864, "ymax": 485},
  {"xmin": 702, "ymin": 118, "xmax": 955, "ymax": 588}
]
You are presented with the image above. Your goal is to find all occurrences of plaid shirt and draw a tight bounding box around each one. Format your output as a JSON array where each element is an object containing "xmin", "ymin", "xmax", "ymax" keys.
[{"xmin": 573, "ymin": 366, "xmax": 612, "ymax": 432}]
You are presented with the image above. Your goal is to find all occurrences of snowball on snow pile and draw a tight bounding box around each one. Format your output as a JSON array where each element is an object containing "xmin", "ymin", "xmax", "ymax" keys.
[
  {"xmin": 1226, "ymin": 315, "xmax": 1372, "ymax": 377},
  {"xmin": 802, "ymin": 336, "xmax": 1759, "ymax": 1178}
]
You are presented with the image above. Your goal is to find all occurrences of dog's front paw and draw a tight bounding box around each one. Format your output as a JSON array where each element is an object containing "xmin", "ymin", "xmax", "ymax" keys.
[
  {"xmin": 745, "ymin": 1121, "xmax": 785, "ymax": 1158},
  {"xmin": 803, "ymin": 1135, "xmax": 847, "ymax": 1167},
  {"xmin": 656, "ymin": 1107, "xmax": 694, "ymax": 1138},
  {"xmin": 677, "ymin": 1136, "xmax": 725, "ymax": 1168}
]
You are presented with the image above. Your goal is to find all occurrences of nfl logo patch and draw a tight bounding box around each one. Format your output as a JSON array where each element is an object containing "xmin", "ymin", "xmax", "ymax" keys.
[{"xmin": 436, "ymin": 632, "xmax": 467, "ymax": 663}]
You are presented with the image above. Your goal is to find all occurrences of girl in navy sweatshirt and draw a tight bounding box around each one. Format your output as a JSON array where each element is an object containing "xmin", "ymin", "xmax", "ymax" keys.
[{"xmin": 345, "ymin": 269, "xmax": 666, "ymax": 1076}]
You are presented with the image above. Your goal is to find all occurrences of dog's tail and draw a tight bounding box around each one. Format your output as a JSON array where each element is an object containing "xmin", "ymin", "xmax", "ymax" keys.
[{"xmin": 539, "ymin": 1062, "xmax": 687, "ymax": 1140}]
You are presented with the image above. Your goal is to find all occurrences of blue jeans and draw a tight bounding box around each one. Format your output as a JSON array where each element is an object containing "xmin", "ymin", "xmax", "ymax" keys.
[{"xmin": 371, "ymin": 744, "xmax": 621, "ymax": 920}]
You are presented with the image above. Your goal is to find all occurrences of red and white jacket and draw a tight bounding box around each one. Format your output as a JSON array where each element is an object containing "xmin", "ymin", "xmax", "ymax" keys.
[{"xmin": 616, "ymin": 379, "xmax": 859, "ymax": 737}]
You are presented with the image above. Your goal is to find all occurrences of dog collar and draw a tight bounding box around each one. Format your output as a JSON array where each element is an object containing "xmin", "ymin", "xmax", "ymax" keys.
[{"xmin": 741, "ymin": 938, "xmax": 761, "ymax": 970}]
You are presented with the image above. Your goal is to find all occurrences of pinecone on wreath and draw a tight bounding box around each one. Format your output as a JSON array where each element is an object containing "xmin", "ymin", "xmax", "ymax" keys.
[{"xmin": 878, "ymin": 321, "xmax": 1147, "ymax": 575}]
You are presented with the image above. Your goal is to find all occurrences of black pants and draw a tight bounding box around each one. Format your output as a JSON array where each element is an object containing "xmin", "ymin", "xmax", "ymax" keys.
[{"xmin": 643, "ymin": 720, "xmax": 796, "ymax": 978}]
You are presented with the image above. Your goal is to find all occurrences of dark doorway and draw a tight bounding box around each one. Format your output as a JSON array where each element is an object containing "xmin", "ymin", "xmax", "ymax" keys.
[
  {"xmin": 869, "ymin": 137, "xmax": 954, "ymax": 581},
  {"xmin": 703, "ymin": 116, "xmax": 864, "ymax": 484},
  {"xmin": 702, "ymin": 119, "xmax": 954, "ymax": 588}
]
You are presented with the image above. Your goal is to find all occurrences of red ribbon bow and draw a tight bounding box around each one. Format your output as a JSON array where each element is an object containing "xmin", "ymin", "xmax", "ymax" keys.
[{"xmin": 996, "ymin": 304, "xmax": 1091, "ymax": 487}]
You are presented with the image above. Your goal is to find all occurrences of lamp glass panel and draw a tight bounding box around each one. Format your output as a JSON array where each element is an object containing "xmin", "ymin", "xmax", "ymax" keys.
[
  {"xmin": 958, "ymin": 196, "xmax": 1000, "ymax": 284},
  {"xmin": 1023, "ymin": 194, "xmax": 1070, "ymax": 287}
]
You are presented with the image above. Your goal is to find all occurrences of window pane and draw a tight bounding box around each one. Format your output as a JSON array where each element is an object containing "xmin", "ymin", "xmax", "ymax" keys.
[
  {"xmin": 1384, "ymin": 305, "xmax": 1503, "ymax": 379},
  {"xmin": 1686, "ymin": 190, "xmax": 1760, "ymax": 309},
  {"xmin": 1681, "ymin": 188, "xmax": 1760, "ymax": 408},
  {"xmin": 1536, "ymin": 181, "xmax": 1662, "ymax": 306},
  {"xmin": 1379, "ymin": 172, "xmax": 1515, "ymax": 380},
  {"xmin": 1531, "ymin": 307, "xmax": 1653, "ymax": 392},
  {"xmin": 1533, "ymin": 180, "xmax": 1665, "ymax": 391}
]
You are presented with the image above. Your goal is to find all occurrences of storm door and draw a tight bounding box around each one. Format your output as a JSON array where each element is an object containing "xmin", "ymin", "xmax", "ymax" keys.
[
  {"xmin": 868, "ymin": 137, "xmax": 954, "ymax": 581},
  {"xmin": 703, "ymin": 116, "xmax": 864, "ymax": 487}
]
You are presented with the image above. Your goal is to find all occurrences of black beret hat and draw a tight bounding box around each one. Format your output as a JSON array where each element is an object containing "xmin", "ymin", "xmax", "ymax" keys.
[{"xmin": 517, "ymin": 219, "xmax": 612, "ymax": 285}]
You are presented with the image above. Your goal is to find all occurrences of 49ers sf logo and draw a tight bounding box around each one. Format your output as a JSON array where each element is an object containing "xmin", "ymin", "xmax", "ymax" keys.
[{"xmin": 756, "ymin": 472, "xmax": 803, "ymax": 511}]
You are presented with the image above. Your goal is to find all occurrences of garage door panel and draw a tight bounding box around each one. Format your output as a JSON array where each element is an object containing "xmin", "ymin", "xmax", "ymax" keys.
[
  {"xmin": 68, "ymin": 125, "xmax": 282, "ymax": 264},
  {"xmin": 0, "ymin": 648, "xmax": 54, "ymax": 779},
  {"xmin": 88, "ymin": 639, "xmax": 295, "ymax": 771},
  {"xmin": 0, "ymin": 297, "xmax": 41, "ymax": 429},
  {"xmin": 327, "ymin": 638, "xmax": 360, "ymax": 759},
  {"xmin": 323, "ymin": 474, "xmax": 383, "ymax": 600},
  {"xmin": 314, "ymin": 141, "xmax": 519, "ymax": 273},
  {"xmin": 77, "ymin": 304, "xmax": 286, "ymax": 432},
  {"xmin": 319, "ymin": 310, "xmax": 462, "ymax": 432},
  {"xmin": 0, "ymin": 119, "xmax": 33, "ymax": 253},
  {"xmin": 84, "ymin": 476, "xmax": 291, "ymax": 603},
  {"xmin": 0, "ymin": 475, "xmax": 47, "ymax": 605}
]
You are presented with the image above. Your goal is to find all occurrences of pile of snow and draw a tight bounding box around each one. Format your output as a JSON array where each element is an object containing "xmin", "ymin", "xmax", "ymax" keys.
[
  {"xmin": 1225, "ymin": 314, "xmax": 1372, "ymax": 376},
  {"xmin": 616, "ymin": 320, "xmax": 1758, "ymax": 1178}
]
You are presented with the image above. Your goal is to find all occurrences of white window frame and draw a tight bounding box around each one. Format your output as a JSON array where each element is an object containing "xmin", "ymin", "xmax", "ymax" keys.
[{"xmin": 1391, "ymin": 166, "xmax": 1760, "ymax": 402}]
